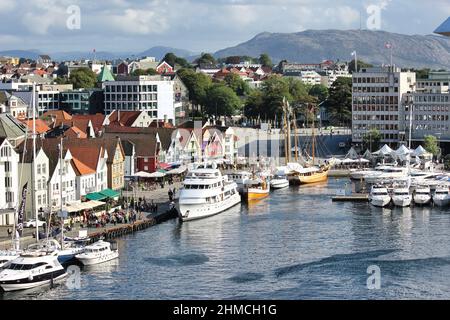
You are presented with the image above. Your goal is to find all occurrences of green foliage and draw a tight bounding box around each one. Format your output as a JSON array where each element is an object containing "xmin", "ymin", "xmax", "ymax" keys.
[
  {"xmin": 177, "ymin": 68, "xmax": 212, "ymax": 107},
  {"xmin": 69, "ymin": 67, "xmax": 97, "ymax": 89},
  {"xmin": 131, "ymin": 68, "xmax": 158, "ymax": 76},
  {"xmin": 205, "ymin": 84, "xmax": 241, "ymax": 117},
  {"xmin": 162, "ymin": 52, "xmax": 190, "ymax": 68},
  {"xmin": 348, "ymin": 59, "xmax": 373, "ymax": 73},
  {"xmin": 362, "ymin": 129, "xmax": 381, "ymax": 152},
  {"xmin": 243, "ymin": 76, "xmax": 318, "ymax": 120},
  {"xmin": 218, "ymin": 55, "xmax": 258, "ymax": 64},
  {"xmin": 259, "ymin": 53, "xmax": 273, "ymax": 68},
  {"xmin": 196, "ymin": 53, "xmax": 217, "ymax": 65},
  {"xmin": 309, "ymin": 84, "xmax": 329, "ymax": 102},
  {"xmin": 327, "ymin": 77, "xmax": 352, "ymax": 126},
  {"xmin": 413, "ymin": 68, "xmax": 430, "ymax": 79},
  {"xmin": 424, "ymin": 135, "xmax": 440, "ymax": 157},
  {"xmin": 224, "ymin": 73, "xmax": 251, "ymax": 96},
  {"xmin": 54, "ymin": 77, "xmax": 69, "ymax": 85}
]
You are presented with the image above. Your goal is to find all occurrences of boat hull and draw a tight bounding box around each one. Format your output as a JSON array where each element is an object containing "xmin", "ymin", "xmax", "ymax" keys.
[
  {"xmin": 414, "ymin": 196, "xmax": 431, "ymax": 205},
  {"xmin": 178, "ymin": 193, "xmax": 241, "ymax": 222},
  {"xmin": 289, "ymin": 170, "xmax": 329, "ymax": 185},
  {"xmin": 392, "ymin": 197, "xmax": 412, "ymax": 207},
  {"xmin": 0, "ymin": 270, "xmax": 67, "ymax": 292},
  {"xmin": 270, "ymin": 180, "xmax": 289, "ymax": 190},
  {"xmin": 76, "ymin": 251, "xmax": 119, "ymax": 266},
  {"xmin": 371, "ymin": 197, "xmax": 391, "ymax": 207},
  {"xmin": 245, "ymin": 189, "xmax": 270, "ymax": 200},
  {"xmin": 433, "ymin": 197, "xmax": 450, "ymax": 207}
]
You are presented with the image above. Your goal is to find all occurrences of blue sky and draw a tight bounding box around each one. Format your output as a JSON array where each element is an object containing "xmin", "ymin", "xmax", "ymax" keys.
[{"xmin": 0, "ymin": 0, "xmax": 449, "ymax": 53}]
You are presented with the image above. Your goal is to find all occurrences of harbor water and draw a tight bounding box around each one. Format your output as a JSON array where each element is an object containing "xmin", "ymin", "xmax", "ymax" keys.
[{"xmin": 3, "ymin": 178, "xmax": 450, "ymax": 300}]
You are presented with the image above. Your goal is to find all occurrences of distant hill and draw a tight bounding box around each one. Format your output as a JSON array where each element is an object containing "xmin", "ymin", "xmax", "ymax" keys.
[
  {"xmin": 214, "ymin": 29, "xmax": 450, "ymax": 69},
  {"xmin": 0, "ymin": 50, "xmax": 41, "ymax": 60},
  {"xmin": 138, "ymin": 46, "xmax": 197, "ymax": 61}
]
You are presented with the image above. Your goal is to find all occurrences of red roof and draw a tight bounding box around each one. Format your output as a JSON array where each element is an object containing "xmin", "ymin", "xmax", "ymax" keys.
[
  {"xmin": 72, "ymin": 114, "xmax": 106, "ymax": 134},
  {"xmin": 71, "ymin": 157, "xmax": 96, "ymax": 176},
  {"xmin": 108, "ymin": 111, "xmax": 143, "ymax": 127},
  {"xmin": 20, "ymin": 119, "xmax": 50, "ymax": 134}
]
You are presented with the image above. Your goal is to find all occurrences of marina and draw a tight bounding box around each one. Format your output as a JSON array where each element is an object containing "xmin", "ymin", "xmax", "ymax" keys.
[{"xmin": 3, "ymin": 178, "xmax": 450, "ymax": 299}]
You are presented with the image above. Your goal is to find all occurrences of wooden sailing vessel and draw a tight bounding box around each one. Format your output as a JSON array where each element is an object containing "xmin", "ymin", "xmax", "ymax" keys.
[{"xmin": 285, "ymin": 102, "xmax": 329, "ymax": 185}]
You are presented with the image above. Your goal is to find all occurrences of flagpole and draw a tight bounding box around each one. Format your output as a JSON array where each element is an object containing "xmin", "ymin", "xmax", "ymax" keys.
[{"xmin": 32, "ymin": 82, "xmax": 39, "ymax": 243}]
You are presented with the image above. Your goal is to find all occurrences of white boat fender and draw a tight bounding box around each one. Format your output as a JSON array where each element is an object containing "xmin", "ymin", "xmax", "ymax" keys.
[{"xmin": 28, "ymin": 274, "xmax": 33, "ymax": 281}]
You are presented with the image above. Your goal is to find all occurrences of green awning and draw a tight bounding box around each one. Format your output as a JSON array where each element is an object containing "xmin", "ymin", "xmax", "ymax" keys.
[
  {"xmin": 99, "ymin": 188, "xmax": 120, "ymax": 198},
  {"xmin": 86, "ymin": 192, "xmax": 107, "ymax": 201}
]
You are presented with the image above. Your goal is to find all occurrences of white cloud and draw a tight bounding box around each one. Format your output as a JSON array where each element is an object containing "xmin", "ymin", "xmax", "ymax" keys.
[{"xmin": 0, "ymin": 0, "xmax": 15, "ymax": 11}]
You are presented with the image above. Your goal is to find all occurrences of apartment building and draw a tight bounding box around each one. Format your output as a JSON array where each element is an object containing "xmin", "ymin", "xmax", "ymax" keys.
[{"xmin": 351, "ymin": 66, "xmax": 416, "ymax": 145}]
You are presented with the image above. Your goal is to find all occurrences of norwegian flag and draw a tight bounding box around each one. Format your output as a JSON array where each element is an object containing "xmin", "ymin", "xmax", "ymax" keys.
[{"xmin": 385, "ymin": 42, "xmax": 393, "ymax": 49}]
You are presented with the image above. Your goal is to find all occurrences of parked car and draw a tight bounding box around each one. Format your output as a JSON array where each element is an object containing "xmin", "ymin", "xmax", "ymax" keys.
[{"xmin": 24, "ymin": 219, "xmax": 46, "ymax": 228}]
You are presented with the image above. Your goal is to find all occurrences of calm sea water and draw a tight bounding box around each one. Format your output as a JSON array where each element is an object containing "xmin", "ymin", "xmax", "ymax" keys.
[{"xmin": 3, "ymin": 178, "xmax": 450, "ymax": 300}]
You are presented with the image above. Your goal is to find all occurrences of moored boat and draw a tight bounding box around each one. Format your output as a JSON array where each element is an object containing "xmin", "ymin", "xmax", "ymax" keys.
[
  {"xmin": 243, "ymin": 178, "xmax": 270, "ymax": 200},
  {"xmin": 432, "ymin": 186, "xmax": 450, "ymax": 207},
  {"xmin": 369, "ymin": 185, "xmax": 391, "ymax": 207},
  {"xmin": 75, "ymin": 240, "xmax": 118, "ymax": 266},
  {"xmin": 414, "ymin": 186, "xmax": 431, "ymax": 205}
]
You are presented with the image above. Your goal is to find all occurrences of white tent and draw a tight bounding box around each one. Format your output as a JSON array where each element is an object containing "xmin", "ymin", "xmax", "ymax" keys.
[
  {"xmin": 345, "ymin": 147, "xmax": 359, "ymax": 160},
  {"xmin": 395, "ymin": 145, "xmax": 412, "ymax": 155},
  {"xmin": 362, "ymin": 149, "xmax": 373, "ymax": 160},
  {"xmin": 373, "ymin": 144, "xmax": 393, "ymax": 156},
  {"xmin": 342, "ymin": 158, "xmax": 356, "ymax": 164},
  {"xmin": 148, "ymin": 171, "xmax": 166, "ymax": 178},
  {"xmin": 166, "ymin": 166, "xmax": 187, "ymax": 175},
  {"xmin": 133, "ymin": 171, "xmax": 153, "ymax": 178},
  {"xmin": 412, "ymin": 145, "xmax": 432, "ymax": 157}
]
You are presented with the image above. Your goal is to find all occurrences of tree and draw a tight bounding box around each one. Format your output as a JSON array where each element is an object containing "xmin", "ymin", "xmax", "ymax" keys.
[
  {"xmin": 362, "ymin": 129, "xmax": 381, "ymax": 152},
  {"xmin": 348, "ymin": 59, "xmax": 373, "ymax": 73},
  {"xmin": 177, "ymin": 68, "xmax": 212, "ymax": 113},
  {"xmin": 424, "ymin": 135, "xmax": 440, "ymax": 157},
  {"xmin": 309, "ymin": 84, "xmax": 329, "ymax": 102},
  {"xmin": 162, "ymin": 52, "xmax": 190, "ymax": 68},
  {"xmin": 259, "ymin": 53, "xmax": 273, "ymax": 68},
  {"xmin": 260, "ymin": 75, "xmax": 292, "ymax": 119},
  {"xmin": 205, "ymin": 84, "xmax": 241, "ymax": 117},
  {"xmin": 131, "ymin": 68, "xmax": 158, "ymax": 76},
  {"xmin": 196, "ymin": 53, "xmax": 216, "ymax": 65},
  {"xmin": 54, "ymin": 77, "xmax": 69, "ymax": 85},
  {"xmin": 69, "ymin": 67, "xmax": 97, "ymax": 89},
  {"xmin": 327, "ymin": 77, "xmax": 352, "ymax": 126},
  {"xmin": 224, "ymin": 73, "xmax": 250, "ymax": 96},
  {"xmin": 244, "ymin": 90, "xmax": 264, "ymax": 118}
]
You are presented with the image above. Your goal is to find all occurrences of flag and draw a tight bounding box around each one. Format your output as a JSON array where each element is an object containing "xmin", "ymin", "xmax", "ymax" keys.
[
  {"xmin": 351, "ymin": 51, "xmax": 356, "ymax": 56},
  {"xmin": 16, "ymin": 183, "xmax": 28, "ymax": 237},
  {"xmin": 385, "ymin": 42, "xmax": 392, "ymax": 49}
]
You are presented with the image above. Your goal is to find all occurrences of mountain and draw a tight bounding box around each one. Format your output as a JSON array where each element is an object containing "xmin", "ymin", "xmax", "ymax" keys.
[
  {"xmin": 51, "ymin": 51, "xmax": 132, "ymax": 61},
  {"xmin": 0, "ymin": 50, "xmax": 42, "ymax": 60},
  {"xmin": 138, "ymin": 46, "xmax": 197, "ymax": 60},
  {"xmin": 214, "ymin": 29, "xmax": 450, "ymax": 69}
]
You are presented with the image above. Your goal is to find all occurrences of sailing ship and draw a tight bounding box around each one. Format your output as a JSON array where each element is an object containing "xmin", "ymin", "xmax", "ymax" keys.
[{"xmin": 282, "ymin": 99, "xmax": 330, "ymax": 185}]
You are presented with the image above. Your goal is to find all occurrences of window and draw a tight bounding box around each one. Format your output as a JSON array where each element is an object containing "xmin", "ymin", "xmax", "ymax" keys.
[
  {"xmin": 4, "ymin": 162, "xmax": 11, "ymax": 172},
  {"xmin": 42, "ymin": 164, "xmax": 46, "ymax": 174},
  {"xmin": 5, "ymin": 177, "xmax": 12, "ymax": 188}
]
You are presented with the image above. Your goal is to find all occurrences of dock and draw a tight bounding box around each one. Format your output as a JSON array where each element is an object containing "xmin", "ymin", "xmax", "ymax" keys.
[{"xmin": 332, "ymin": 194, "xmax": 369, "ymax": 202}]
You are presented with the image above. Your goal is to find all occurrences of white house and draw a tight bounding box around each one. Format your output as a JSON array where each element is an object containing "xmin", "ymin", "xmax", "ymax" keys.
[
  {"xmin": 0, "ymin": 138, "xmax": 19, "ymax": 226},
  {"xmin": 42, "ymin": 141, "xmax": 77, "ymax": 210},
  {"xmin": 17, "ymin": 142, "xmax": 50, "ymax": 221}
]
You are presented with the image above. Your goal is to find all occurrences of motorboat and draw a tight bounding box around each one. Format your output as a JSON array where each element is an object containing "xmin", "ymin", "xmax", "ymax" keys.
[
  {"xmin": 26, "ymin": 238, "xmax": 84, "ymax": 264},
  {"xmin": 75, "ymin": 240, "xmax": 118, "ymax": 266},
  {"xmin": 369, "ymin": 185, "xmax": 391, "ymax": 207},
  {"xmin": 177, "ymin": 166, "xmax": 241, "ymax": 221},
  {"xmin": 414, "ymin": 186, "xmax": 431, "ymax": 205},
  {"xmin": 392, "ymin": 187, "xmax": 412, "ymax": 207},
  {"xmin": 433, "ymin": 186, "xmax": 450, "ymax": 207},
  {"xmin": 226, "ymin": 171, "xmax": 252, "ymax": 193},
  {"xmin": 243, "ymin": 178, "xmax": 270, "ymax": 200},
  {"xmin": 0, "ymin": 251, "xmax": 66, "ymax": 292},
  {"xmin": 270, "ymin": 174, "xmax": 289, "ymax": 190}
]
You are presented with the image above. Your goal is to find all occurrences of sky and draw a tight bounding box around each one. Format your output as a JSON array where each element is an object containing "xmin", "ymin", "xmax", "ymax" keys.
[{"xmin": 0, "ymin": 0, "xmax": 450, "ymax": 54}]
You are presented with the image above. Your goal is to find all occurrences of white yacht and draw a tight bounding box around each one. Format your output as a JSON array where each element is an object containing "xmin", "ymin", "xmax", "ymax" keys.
[
  {"xmin": 26, "ymin": 238, "xmax": 84, "ymax": 265},
  {"xmin": 0, "ymin": 251, "xmax": 66, "ymax": 292},
  {"xmin": 270, "ymin": 174, "xmax": 289, "ymax": 190},
  {"xmin": 414, "ymin": 186, "xmax": 431, "ymax": 205},
  {"xmin": 75, "ymin": 240, "xmax": 118, "ymax": 266},
  {"xmin": 369, "ymin": 185, "xmax": 391, "ymax": 207},
  {"xmin": 433, "ymin": 186, "xmax": 450, "ymax": 207},
  {"xmin": 392, "ymin": 187, "xmax": 412, "ymax": 207},
  {"xmin": 364, "ymin": 166, "xmax": 409, "ymax": 184},
  {"xmin": 178, "ymin": 167, "xmax": 241, "ymax": 221},
  {"xmin": 227, "ymin": 171, "xmax": 252, "ymax": 193}
]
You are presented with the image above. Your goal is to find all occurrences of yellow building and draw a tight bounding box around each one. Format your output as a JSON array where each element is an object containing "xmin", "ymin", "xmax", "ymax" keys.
[{"xmin": 0, "ymin": 56, "xmax": 20, "ymax": 66}]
